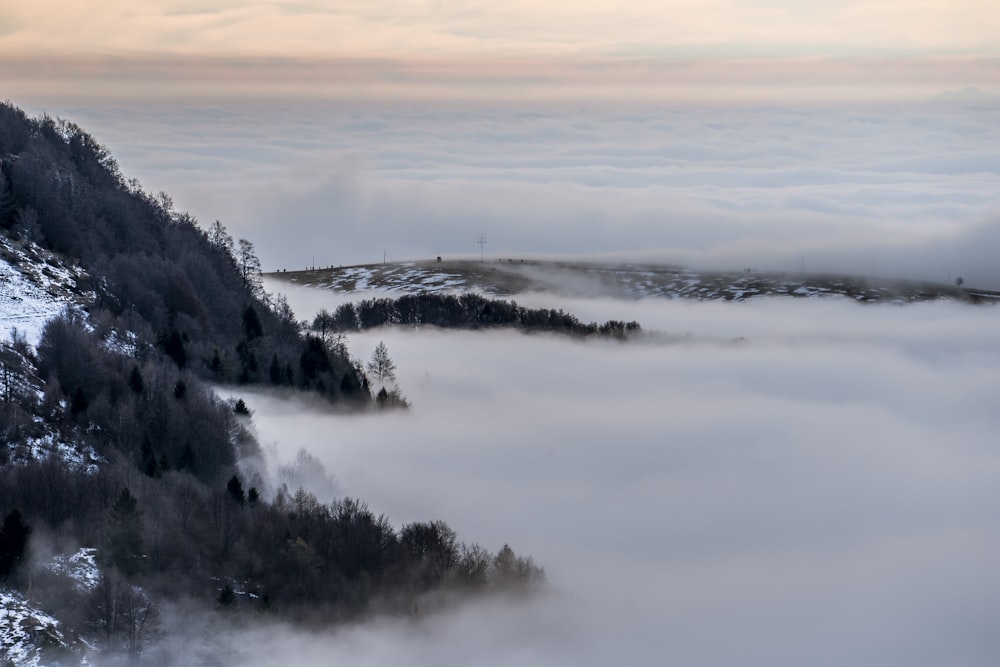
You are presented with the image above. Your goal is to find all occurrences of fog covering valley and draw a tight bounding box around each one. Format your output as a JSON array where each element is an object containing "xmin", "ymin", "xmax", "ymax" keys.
[
  {"xmin": 4, "ymin": 0, "xmax": 1000, "ymax": 661},
  {"xmin": 4, "ymin": 89, "xmax": 1000, "ymax": 667},
  {"xmin": 41, "ymin": 100, "xmax": 1000, "ymax": 289},
  {"xmin": 220, "ymin": 278, "xmax": 1000, "ymax": 666}
]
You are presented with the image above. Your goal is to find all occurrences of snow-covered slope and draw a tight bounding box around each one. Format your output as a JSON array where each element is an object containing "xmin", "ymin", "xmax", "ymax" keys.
[
  {"xmin": 0, "ymin": 236, "xmax": 92, "ymax": 346},
  {"xmin": 0, "ymin": 549, "xmax": 101, "ymax": 666},
  {"xmin": 44, "ymin": 548, "xmax": 101, "ymax": 592},
  {"xmin": 270, "ymin": 259, "xmax": 999, "ymax": 304},
  {"xmin": 1, "ymin": 235, "xmax": 102, "ymax": 472},
  {"xmin": 0, "ymin": 590, "xmax": 77, "ymax": 667}
]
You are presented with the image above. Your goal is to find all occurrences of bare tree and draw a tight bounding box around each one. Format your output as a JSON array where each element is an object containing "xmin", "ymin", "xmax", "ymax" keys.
[
  {"xmin": 366, "ymin": 341, "xmax": 396, "ymax": 385},
  {"xmin": 236, "ymin": 238, "xmax": 263, "ymax": 297},
  {"xmin": 312, "ymin": 309, "xmax": 335, "ymax": 344},
  {"xmin": 0, "ymin": 340, "xmax": 25, "ymax": 404},
  {"xmin": 120, "ymin": 584, "xmax": 162, "ymax": 666},
  {"xmin": 86, "ymin": 571, "xmax": 162, "ymax": 666},
  {"xmin": 207, "ymin": 219, "xmax": 234, "ymax": 257}
]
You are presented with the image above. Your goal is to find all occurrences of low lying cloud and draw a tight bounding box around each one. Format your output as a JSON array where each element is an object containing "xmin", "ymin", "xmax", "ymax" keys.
[
  {"xmin": 221, "ymin": 293, "xmax": 1000, "ymax": 666},
  {"xmin": 35, "ymin": 100, "xmax": 1000, "ymax": 289}
]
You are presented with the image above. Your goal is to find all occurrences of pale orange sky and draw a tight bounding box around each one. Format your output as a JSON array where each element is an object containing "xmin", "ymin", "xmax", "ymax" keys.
[{"xmin": 2, "ymin": 0, "xmax": 998, "ymax": 100}]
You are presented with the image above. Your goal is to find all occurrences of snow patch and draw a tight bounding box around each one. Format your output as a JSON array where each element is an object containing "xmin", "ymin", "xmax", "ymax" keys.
[
  {"xmin": 0, "ymin": 237, "xmax": 92, "ymax": 348},
  {"xmin": 13, "ymin": 434, "xmax": 102, "ymax": 475},
  {"xmin": 0, "ymin": 589, "xmax": 68, "ymax": 667},
  {"xmin": 45, "ymin": 548, "xmax": 101, "ymax": 592}
]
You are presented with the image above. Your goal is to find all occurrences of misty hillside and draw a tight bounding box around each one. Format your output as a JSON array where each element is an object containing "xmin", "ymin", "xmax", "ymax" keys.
[
  {"xmin": 270, "ymin": 258, "xmax": 1000, "ymax": 304},
  {"xmin": 0, "ymin": 102, "xmax": 543, "ymax": 665}
]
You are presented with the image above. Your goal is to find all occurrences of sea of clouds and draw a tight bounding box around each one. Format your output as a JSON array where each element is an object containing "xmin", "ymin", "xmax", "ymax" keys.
[
  {"xmin": 210, "ymin": 284, "xmax": 1000, "ymax": 667},
  {"xmin": 28, "ymin": 98, "xmax": 1000, "ymax": 289},
  {"xmin": 11, "ymin": 95, "xmax": 1000, "ymax": 664}
]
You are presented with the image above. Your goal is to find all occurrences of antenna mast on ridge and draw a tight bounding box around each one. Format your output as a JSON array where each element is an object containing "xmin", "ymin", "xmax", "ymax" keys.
[{"xmin": 477, "ymin": 234, "xmax": 488, "ymax": 262}]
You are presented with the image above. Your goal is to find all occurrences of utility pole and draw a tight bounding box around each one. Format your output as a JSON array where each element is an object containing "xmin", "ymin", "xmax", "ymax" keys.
[{"xmin": 477, "ymin": 234, "xmax": 488, "ymax": 262}]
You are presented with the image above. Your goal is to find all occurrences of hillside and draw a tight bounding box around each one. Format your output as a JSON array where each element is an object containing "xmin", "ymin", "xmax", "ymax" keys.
[
  {"xmin": 0, "ymin": 234, "xmax": 91, "ymax": 346},
  {"xmin": 269, "ymin": 258, "xmax": 1000, "ymax": 304},
  {"xmin": 0, "ymin": 102, "xmax": 544, "ymax": 665}
]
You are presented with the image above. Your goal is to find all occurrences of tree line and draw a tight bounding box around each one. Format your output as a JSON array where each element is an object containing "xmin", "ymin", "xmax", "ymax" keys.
[
  {"xmin": 0, "ymin": 458, "xmax": 543, "ymax": 664},
  {"xmin": 315, "ymin": 292, "xmax": 643, "ymax": 339}
]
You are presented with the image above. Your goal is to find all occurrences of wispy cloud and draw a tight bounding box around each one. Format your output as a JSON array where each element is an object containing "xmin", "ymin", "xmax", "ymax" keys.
[
  {"xmin": 3, "ymin": 52, "xmax": 998, "ymax": 102},
  {"xmin": 2, "ymin": 1, "xmax": 998, "ymax": 101},
  {"xmin": 3, "ymin": 1, "xmax": 999, "ymax": 58}
]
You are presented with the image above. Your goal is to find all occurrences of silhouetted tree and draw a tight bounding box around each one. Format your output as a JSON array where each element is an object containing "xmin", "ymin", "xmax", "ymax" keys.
[
  {"xmin": 242, "ymin": 305, "xmax": 263, "ymax": 340},
  {"xmin": 86, "ymin": 570, "xmax": 162, "ymax": 666},
  {"xmin": 236, "ymin": 238, "xmax": 262, "ymax": 297},
  {"xmin": 218, "ymin": 583, "xmax": 237, "ymax": 608},
  {"xmin": 128, "ymin": 365, "xmax": 144, "ymax": 394},
  {"xmin": 366, "ymin": 341, "xmax": 396, "ymax": 385},
  {"xmin": 163, "ymin": 331, "xmax": 187, "ymax": 369},
  {"xmin": 299, "ymin": 336, "xmax": 331, "ymax": 382},
  {"xmin": 108, "ymin": 487, "xmax": 144, "ymax": 575},
  {"xmin": 227, "ymin": 475, "xmax": 246, "ymax": 505},
  {"xmin": 0, "ymin": 508, "xmax": 31, "ymax": 582},
  {"xmin": 208, "ymin": 219, "xmax": 234, "ymax": 257},
  {"xmin": 312, "ymin": 309, "xmax": 335, "ymax": 343},
  {"xmin": 399, "ymin": 520, "xmax": 457, "ymax": 588}
]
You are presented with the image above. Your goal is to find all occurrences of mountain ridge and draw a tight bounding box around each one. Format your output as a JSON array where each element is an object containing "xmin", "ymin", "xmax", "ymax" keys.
[{"xmin": 269, "ymin": 258, "xmax": 1000, "ymax": 305}]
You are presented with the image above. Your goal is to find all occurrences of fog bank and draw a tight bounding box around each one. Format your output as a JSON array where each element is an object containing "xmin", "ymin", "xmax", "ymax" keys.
[
  {"xmin": 27, "ymin": 101, "xmax": 1000, "ymax": 288},
  {"xmin": 226, "ymin": 295, "xmax": 1000, "ymax": 666}
]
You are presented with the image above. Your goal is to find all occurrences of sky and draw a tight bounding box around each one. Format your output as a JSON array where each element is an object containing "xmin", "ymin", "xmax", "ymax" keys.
[
  {"xmin": 198, "ymin": 287, "xmax": 1000, "ymax": 667},
  {"xmin": 1, "ymin": 0, "xmax": 999, "ymax": 102}
]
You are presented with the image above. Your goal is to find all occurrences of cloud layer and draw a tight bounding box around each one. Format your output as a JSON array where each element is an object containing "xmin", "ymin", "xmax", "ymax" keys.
[
  {"xmin": 224, "ymin": 293, "xmax": 1000, "ymax": 666},
  {"xmin": 37, "ymin": 100, "xmax": 1000, "ymax": 289}
]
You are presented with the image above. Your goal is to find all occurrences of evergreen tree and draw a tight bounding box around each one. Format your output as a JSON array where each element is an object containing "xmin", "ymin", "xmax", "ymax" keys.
[
  {"xmin": 226, "ymin": 475, "xmax": 246, "ymax": 504},
  {"xmin": 108, "ymin": 488, "xmax": 144, "ymax": 576},
  {"xmin": 0, "ymin": 509, "xmax": 31, "ymax": 582},
  {"xmin": 140, "ymin": 438, "xmax": 161, "ymax": 479},
  {"xmin": 163, "ymin": 331, "xmax": 187, "ymax": 369},
  {"xmin": 70, "ymin": 385, "xmax": 89, "ymax": 417},
  {"xmin": 128, "ymin": 365, "xmax": 144, "ymax": 394},
  {"xmin": 218, "ymin": 583, "xmax": 237, "ymax": 608},
  {"xmin": 242, "ymin": 305, "xmax": 263, "ymax": 340},
  {"xmin": 178, "ymin": 443, "xmax": 197, "ymax": 474}
]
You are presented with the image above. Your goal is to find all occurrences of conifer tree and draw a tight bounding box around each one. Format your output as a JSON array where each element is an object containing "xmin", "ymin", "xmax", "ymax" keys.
[
  {"xmin": 108, "ymin": 488, "xmax": 144, "ymax": 575},
  {"xmin": 0, "ymin": 509, "xmax": 31, "ymax": 582},
  {"xmin": 227, "ymin": 475, "xmax": 246, "ymax": 504}
]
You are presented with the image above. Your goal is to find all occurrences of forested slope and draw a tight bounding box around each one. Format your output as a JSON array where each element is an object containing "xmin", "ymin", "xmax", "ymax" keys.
[{"xmin": 0, "ymin": 102, "xmax": 542, "ymax": 666}]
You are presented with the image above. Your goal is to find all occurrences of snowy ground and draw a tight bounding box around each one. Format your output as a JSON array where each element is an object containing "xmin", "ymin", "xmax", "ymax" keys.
[
  {"xmin": 0, "ymin": 548, "xmax": 99, "ymax": 666},
  {"xmin": 0, "ymin": 236, "xmax": 91, "ymax": 346},
  {"xmin": 44, "ymin": 548, "xmax": 101, "ymax": 592},
  {"xmin": 0, "ymin": 590, "xmax": 70, "ymax": 667},
  {"xmin": 269, "ymin": 259, "xmax": 995, "ymax": 305}
]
